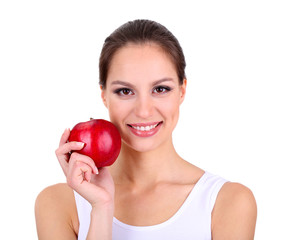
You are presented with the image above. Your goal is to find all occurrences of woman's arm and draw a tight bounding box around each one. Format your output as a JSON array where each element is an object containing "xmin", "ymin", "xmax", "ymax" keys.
[
  {"xmin": 35, "ymin": 128, "xmax": 115, "ymax": 239},
  {"xmin": 211, "ymin": 182, "xmax": 257, "ymax": 240},
  {"xmin": 35, "ymin": 182, "xmax": 114, "ymax": 240},
  {"xmin": 86, "ymin": 204, "xmax": 114, "ymax": 240},
  {"xmin": 35, "ymin": 183, "xmax": 78, "ymax": 240}
]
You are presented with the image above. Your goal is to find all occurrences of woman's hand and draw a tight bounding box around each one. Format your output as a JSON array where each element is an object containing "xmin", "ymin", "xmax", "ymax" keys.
[{"xmin": 55, "ymin": 128, "xmax": 115, "ymax": 208}]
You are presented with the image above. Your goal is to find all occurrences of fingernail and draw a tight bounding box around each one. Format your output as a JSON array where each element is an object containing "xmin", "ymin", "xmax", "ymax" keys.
[
  {"xmin": 94, "ymin": 166, "xmax": 99, "ymax": 175},
  {"xmin": 77, "ymin": 142, "xmax": 85, "ymax": 148}
]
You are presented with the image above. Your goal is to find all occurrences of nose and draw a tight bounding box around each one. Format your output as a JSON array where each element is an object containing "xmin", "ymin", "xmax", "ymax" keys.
[{"xmin": 134, "ymin": 94, "xmax": 154, "ymax": 119}]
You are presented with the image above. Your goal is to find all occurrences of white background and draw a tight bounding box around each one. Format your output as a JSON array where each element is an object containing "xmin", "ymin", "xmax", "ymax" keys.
[{"xmin": 0, "ymin": 0, "xmax": 288, "ymax": 239}]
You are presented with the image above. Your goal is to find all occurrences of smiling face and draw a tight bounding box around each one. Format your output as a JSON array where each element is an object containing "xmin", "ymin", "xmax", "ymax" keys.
[{"xmin": 101, "ymin": 43, "xmax": 186, "ymax": 153}]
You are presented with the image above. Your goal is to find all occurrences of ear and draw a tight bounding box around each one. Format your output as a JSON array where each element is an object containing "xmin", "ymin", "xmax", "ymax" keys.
[
  {"xmin": 179, "ymin": 79, "xmax": 187, "ymax": 105},
  {"xmin": 100, "ymin": 85, "xmax": 108, "ymax": 108}
]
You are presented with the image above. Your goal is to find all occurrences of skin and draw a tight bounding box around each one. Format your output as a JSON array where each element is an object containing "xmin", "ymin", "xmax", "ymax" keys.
[{"xmin": 35, "ymin": 43, "xmax": 257, "ymax": 239}]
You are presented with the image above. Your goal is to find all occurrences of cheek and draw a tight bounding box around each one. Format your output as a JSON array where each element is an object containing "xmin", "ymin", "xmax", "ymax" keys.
[
  {"xmin": 106, "ymin": 98, "xmax": 132, "ymax": 127},
  {"xmin": 160, "ymin": 97, "xmax": 181, "ymax": 128},
  {"xmin": 162, "ymin": 95, "xmax": 180, "ymax": 115}
]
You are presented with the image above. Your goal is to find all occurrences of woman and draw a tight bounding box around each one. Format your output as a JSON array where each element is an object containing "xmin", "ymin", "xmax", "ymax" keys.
[{"xmin": 35, "ymin": 19, "xmax": 257, "ymax": 239}]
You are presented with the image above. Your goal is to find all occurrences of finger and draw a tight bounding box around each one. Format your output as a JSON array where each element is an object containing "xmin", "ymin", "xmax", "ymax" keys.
[
  {"xmin": 84, "ymin": 168, "xmax": 92, "ymax": 182},
  {"xmin": 59, "ymin": 128, "xmax": 70, "ymax": 147},
  {"xmin": 56, "ymin": 141, "xmax": 85, "ymax": 158},
  {"xmin": 69, "ymin": 152, "xmax": 98, "ymax": 175},
  {"xmin": 55, "ymin": 141, "xmax": 84, "ymax": 177},
  {"xmin": 58, "ymin": 159, "xmax": 69, "ymax": 176},
  {"xmin": 77, "ymin": 161, "xmax": 92, "ymax": 183},
  {"xmin": 67, "ymin": 161, "xmax": 92, "ymax": 187},
  {"xmin": 55, "ymin": 142, "xmax": 83, "ymax": 174}
]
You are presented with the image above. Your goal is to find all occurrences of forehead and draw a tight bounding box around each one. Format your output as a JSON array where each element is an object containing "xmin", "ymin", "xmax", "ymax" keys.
[{"xmin": 106, "ymin": 43, "xmax": 178, "ymax": 85}]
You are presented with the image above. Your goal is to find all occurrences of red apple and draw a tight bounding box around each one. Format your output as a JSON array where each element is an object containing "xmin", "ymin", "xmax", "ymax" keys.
[{"xmin": 68, "ymin": 119, "xmax": 121, "ymax": 168}]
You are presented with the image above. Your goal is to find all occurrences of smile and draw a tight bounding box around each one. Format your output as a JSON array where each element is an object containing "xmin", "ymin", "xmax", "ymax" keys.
[{"xmin": 127, "ymin": 121, "xmax": 163, "ymax": 137}]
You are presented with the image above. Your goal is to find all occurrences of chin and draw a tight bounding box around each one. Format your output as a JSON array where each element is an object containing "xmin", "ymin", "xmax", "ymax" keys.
[
  {"xmin": 123, "ymin": 141, "xmax": 153, "ymax": 153},
  {"xmin": 122, "ymin": 136, "xmax": 170, "ymax": 154}
]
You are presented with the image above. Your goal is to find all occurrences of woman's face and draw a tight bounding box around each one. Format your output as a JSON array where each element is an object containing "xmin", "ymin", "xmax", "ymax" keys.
[{"xmin": 101, "ymin": 43, "xmax": 186, "ymax": 153}]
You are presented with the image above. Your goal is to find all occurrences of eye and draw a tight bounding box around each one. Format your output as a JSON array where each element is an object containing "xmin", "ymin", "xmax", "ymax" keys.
[
  {"xmin": 114, "ymin": 88, "xmax": 134, "ymax": 96},
  {"xmin": 153, "ymin": 86, "xmax": 172, "ymax": 94}
]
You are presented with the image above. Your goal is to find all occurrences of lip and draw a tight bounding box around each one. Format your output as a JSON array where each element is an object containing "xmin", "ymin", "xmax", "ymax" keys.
[
  {"xmin": 128, "ymin": 121, "xmax": 161, "ymax": 127},
  {"xmin": 127, "ymin": 121, "xmax": 163, "ymax": 137}
]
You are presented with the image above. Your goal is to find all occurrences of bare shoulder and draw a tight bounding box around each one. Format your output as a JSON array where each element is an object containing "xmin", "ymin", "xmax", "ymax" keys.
[
  {"xmin": 35, "ymin": 183, "xmax": 79, "ymax": 239},
  {"xmin": 35, "ymin": 183, "xmax": 76, "ymax": 213},
  {"xmin": 215, "ymin": 182, "xmax": 257, "ymax": 207},
  {"xmin": 212, "ymin": 182, "xmax": 257, "ymax": 240}
]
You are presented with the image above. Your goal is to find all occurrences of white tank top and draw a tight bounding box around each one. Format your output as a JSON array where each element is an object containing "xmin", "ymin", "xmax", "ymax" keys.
[{"xmin": 74, "ymin": 172, "xmax": 228, "ymax": 240}]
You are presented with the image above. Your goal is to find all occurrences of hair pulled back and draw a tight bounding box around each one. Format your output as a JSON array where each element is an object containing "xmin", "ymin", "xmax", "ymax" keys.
[{"xmin": 99, "ymin": 19, "xmax": 186, "ymax": 88}]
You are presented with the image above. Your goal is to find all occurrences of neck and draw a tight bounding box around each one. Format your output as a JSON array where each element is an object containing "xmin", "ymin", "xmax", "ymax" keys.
[{"xmin": 109, "ymin": 138, "xmax": 182, "ymax": 187}]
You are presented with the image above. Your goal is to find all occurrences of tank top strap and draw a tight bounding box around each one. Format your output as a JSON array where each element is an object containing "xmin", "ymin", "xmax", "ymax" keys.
[
  {"xmin": 185, "ymin": 171, "xmax": 228, "ymax": 213},
  {"xmin": 205, "ymin": 172, "xmax": 229, "ymax": 212}
]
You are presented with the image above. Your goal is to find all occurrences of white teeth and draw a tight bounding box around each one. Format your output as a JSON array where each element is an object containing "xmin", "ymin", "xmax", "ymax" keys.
[{"xmin": 131, "ymin": 123, "xmax": 159, "ymax": 131}]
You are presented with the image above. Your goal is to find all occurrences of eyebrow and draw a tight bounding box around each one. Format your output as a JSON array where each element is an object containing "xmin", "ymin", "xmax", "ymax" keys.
[{"xmin": 111, "ymin": 78, "xmax": 174, "ymax": 88}]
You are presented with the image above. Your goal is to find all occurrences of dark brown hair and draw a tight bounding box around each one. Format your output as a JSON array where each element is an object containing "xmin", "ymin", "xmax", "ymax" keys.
[{"xmin": 99, "ymin": 19, "xmax": 186, "ymax": 88}]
